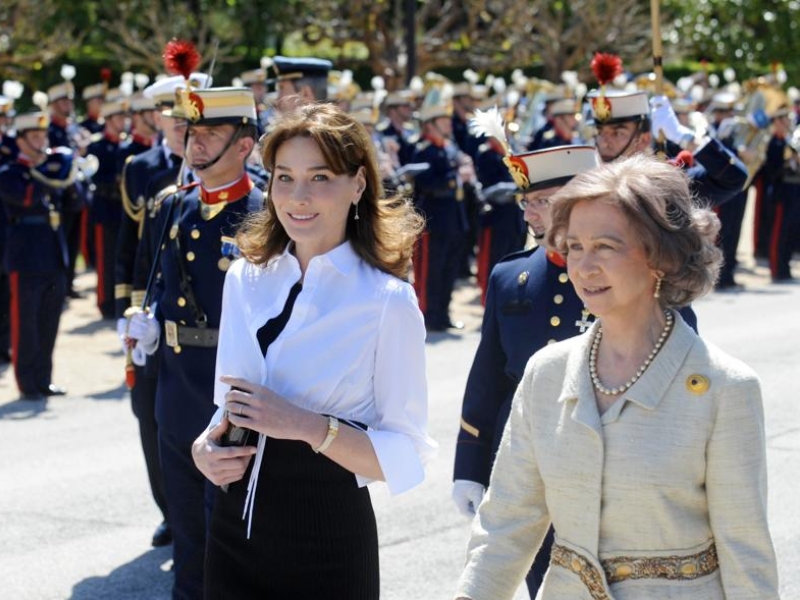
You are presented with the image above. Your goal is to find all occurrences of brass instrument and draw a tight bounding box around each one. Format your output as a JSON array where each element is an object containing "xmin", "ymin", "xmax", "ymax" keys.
[{"xmin": 28, "ymin": 147, "xmax": 99, "ymax": 189}]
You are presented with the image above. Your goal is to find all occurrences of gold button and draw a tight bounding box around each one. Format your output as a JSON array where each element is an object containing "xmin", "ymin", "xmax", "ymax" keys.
[
  {"xmin": 615, "ymin": 564, "xmax": 633, "ymax": 578},
  {"xmin": 553, "ymin": 294, "xmax": 564, "ymax": 304},
  {"xmin": 558, "ymin": 273, "xmax": 569, "ymax": 283},
  {"xmin": 169, "ymin": 225, "xmax": 178, "ymax": 240},
  {"xmin": 517, "ymin": 271, "xmax": 529, "ymax": 285},
  {"xmin": 686, "ymin": 374, "xmax": 710, "ymax": 395},
  {"xmin": 547, "ymin": 339, "xmax": 557, "ymax": 345},
  {"xmin": 177, "ymin": 297, "xmax": 186, "ymax": 307},
  {"xmin": 190, "ymin": 229, "xmax": 200, "ymax": 239},
  {"xmin": 173, "ymin": 345, "xmax": 182, "ymax": 354},
  {"xmin": 186, "ymin": 251, "xmax": 196, "ymax": 261},
  {"xmin": 571, "ymin": 557, "xmax": 583, "ymax": 573},
  {"xmin": 550, "ymin": 316, "xmax": 561, "ymax": 327}
]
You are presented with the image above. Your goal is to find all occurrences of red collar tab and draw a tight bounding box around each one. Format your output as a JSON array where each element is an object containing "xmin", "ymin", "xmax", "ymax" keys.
[
  {"xmin": 200, "ymin": 174, "xmax": 253, "ymax": 205},
  {"xmin": 423, "ymin": 132, "xmax": 446, "ymax": 148},
  {"xmin": 50, "ymin": 115, "xmax": 68, "ymax": 128},
  {"xmin": 547, "ymin": 250, "xmax": 567, "ymax": 268},
  {"xmin": 17, "ymin": 155, "xmax": 33, "ymax": 167},
  {"xmin": 131, "ymin": 133, "xmax": 153, "ymax": 147},
  {"xmin": 104, "ymin": 131, "xmax": 121, "ymax": 144}
]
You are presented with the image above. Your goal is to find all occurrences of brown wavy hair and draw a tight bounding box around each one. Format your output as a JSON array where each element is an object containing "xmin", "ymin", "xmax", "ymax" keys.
[
  {"xmin": 547, "ymin": 154, "xmax": 722, "ymax": 307},
  {"xmin": 236, "ymin": 103, "xmax": 424, "ymax": 279}
]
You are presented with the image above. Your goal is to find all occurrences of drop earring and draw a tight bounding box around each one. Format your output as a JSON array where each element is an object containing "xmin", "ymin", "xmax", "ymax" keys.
[
  {"xmin": 654, "ymin": 276, "xmax": 662, "ymax": 298},
  {"xmin": 353, "ymin": 202, "xmax": 360, "ymax": 221}
]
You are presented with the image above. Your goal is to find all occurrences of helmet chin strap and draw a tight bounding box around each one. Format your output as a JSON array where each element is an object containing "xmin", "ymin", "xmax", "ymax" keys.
[{"xmin": 187, "ymin": 125, "xmax": 245, "ymax": 172}]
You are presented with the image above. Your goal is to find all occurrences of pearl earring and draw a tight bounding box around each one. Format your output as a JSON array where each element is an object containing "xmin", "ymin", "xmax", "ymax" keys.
[{"xmin": 654, "ymin": 276, "xmax": 662, "ymax": 298}]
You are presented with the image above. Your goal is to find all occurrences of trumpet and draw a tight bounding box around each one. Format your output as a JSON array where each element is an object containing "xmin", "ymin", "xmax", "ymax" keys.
[{"xmin": 28, "ymin": 147, "xmax": 99, "ymax": 189}]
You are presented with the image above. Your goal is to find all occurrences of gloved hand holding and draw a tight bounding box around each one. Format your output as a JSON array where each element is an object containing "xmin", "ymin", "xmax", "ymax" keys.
[
  {"xmin": 126, "ymin": 309, "xmax": 160, "ymax": 355},
  {"xmin": 452, "ymin": 479, "xmax": 486, "ymax": 518},
  {"xmin": 131, "ymin": 345, "xmax": 148, "ymax": 367},
  {"xmin": 649, "ymin": 95, "xmax": 694, "ymax": 147}
]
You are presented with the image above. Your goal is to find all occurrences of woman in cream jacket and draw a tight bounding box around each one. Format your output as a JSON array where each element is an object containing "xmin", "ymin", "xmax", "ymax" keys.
[{"xmin": 456, "ymin": 155, "xmax": 779, "ymax": 600}]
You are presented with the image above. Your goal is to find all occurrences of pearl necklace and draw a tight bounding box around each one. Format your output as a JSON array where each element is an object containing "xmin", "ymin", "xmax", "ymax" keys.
[{"xmin": 589, "ymin": 310, "xmax": 674, "ymax": 396}]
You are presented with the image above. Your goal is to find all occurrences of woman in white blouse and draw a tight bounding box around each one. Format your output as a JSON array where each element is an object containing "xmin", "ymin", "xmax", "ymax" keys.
[{"xmin": 192, "ymin": 103, "xmax": 436, "ymax": 599}]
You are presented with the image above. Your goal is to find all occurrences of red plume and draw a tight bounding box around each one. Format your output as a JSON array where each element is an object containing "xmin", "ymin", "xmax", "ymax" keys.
[
  {"xmin": 669, "ymin": 150, "xmax": 694, "ymax": 169},
  {"xmin": 163, "ymin": 39, "xmax": 201, "ymax": 80},
  {"xmin": 591, "ymin": 52, "xmax": 623, "ymax": 86},
  {"xmin": 100, "ymin": 67, "xmax": 112, "ymax": 82}
]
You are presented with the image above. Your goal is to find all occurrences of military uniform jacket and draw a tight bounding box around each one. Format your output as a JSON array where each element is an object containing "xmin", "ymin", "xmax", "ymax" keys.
[
  {"xmin": 457, "ymin": 315, "xmax": 779, "ymax": 599},
  {"xmin": 376, "ymin": 120, "xmax": 415, "ymax": 166},
  {"xmin": 87, "ymin": 133, "xmax": 122, "ymax": 225},
  {"xmin": 0, "ymin": 157, "xmax": 68, "ymax": 273},
  {"xmin": 148, "ymin": 176, "xmax": 264, "ymax": 438},
  {"xmin": 411, "ymin": 137, "xmax": 469, "ymax": 235},
  {"xmin": 687, "ymin": 137, "xmax": 748, "ymax": 208},
  {"xmin": 455, "ymin": 247, "xmax": 589, "ymax": 485},
  {"xmin": 474, "ymin": 143, "xmax": 523, "ymax": 234}
]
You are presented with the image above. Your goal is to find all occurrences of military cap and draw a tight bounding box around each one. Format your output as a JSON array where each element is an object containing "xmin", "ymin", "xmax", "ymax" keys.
[
  {"xmin": 14, "ymin": 111, "xmax": 50, "ymax": 131},
  {"xmin": 143, "ymin": 73, "xmax": 212, "ymax": 109},
  {"xmin": 240, "ymin": 68, "xmax": 266, "ymax": 86},
  {"xmin": 270, "ymin": 56, "xmax": 332, "ymax": 82},
  {"xmin": 47, "ymin": 81, "xmax": 75, "ymax": 102},
  {"xmin": 506, "ymin": 145, "xmax": 600, "ymax": 192},
  {"xmin": 171, "ymin": 86, "xmax": 257, "ymax": 126},
  {"xmin": 587, "ymin": 89, "xmax": 649, "ymax": 125},
  {"xmin": 549, "ymin": 97, "xmax": 580, "ymax": 117},
  {"xmin": 82, "ymin": 83, "xmax": 107, "ymax": 101}
]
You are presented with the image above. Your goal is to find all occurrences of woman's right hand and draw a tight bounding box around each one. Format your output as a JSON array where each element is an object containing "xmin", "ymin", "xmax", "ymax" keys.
[{"xmin": 191, "ymin": 415, "xmax": 257, "ymax": 486}]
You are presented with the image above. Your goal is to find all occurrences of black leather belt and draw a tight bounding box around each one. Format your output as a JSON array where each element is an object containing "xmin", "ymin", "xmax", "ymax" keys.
[{"xmin": 164, "ymin": 319, "xmax": 219, "ymax": 348}]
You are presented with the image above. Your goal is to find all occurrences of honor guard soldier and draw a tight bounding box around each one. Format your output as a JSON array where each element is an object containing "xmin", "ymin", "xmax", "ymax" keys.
[
  {"xmin": 454, "ymin": 145, "xmax": 601, "ymax": 598},
  {"xmin": 270, "ymin": 55, "xmax": 333, "ymax": 112},
  {"xmin": 47, "ymin": 67, "xmax": 92, "ymax": 298},
  {"xmin": 116, "ymin": 74, "xmax": 208, "ymax": 551},
  {"xmin": 0, "ymin": 110, "xmax": 69, "ymax": 400},
  {"xmin": 126, "ymin": 84, "xmax": 264, "ymax": 600},
  {"xmin": 410, "ymin": 83, "xmax": 471, "ymax": 331},
  {"xmin": 239, "ymin": 64, "xmax": 270, "ymax": 133},
  {"xmin": 377, "ymin": 89, "xmax": 417, "ymax": 166},
  {"xmin": 470, "ymin": 108, "xmax": 526, "ymax": 303},
  {"xmin": 527, "ymin": 97, "xmax": 580, "ymax": 150},
  {"xmin": 0, "ymin": 87, "xmax": 19, "ymax": 364},
  {"xmin": 79, "ymin": 71, "xmax": 111, "ymax": 135},
  {"xmin": 87, "ymin": 94, "xmax": 129, "ymax": 319}
]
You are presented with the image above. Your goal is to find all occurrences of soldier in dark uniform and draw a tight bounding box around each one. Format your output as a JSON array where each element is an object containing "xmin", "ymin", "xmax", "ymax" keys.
[
  {"xmin": 377, "ymin": 89, "xmax": 417, "ymax": 167},
  {"xmin": 79, "ymin": 81, "xmax": 107, "ymax": 135},
  {"xmin": 240, "ymin": 66, "xmax": 270, "ymax": 134},
  {"xmin": 472, "ymin": 133, "xmax": 525, "ymax": 304},
  {"xmin": 410, "ymin": 85, "xmax": 471, "ymax": 331},
  {"xmin": 0, "ymin": 111, "xmax": 69, "ymax": 400},
  {"xmin": 116, "ymin": 75, "xmax": 201, "ymax": 550},
  {"xmin": 270, "ymin": 56, "xmax": 333, "ymax": 113},
  {"xmin": 596, "ymin": 89, "xmax": 747, "ymax": 208},
  {"xmin": 87, "ymin": 95, "xmax": 129, "ymax": 319},
  {"xmin": 0, "ymin": 92, "xmax": 16, "ymax": 363},
  {"xmin": 47, "ymin": 78, "xmax": 91, "ymax": 298},
  {"xmin": 527, "ymin": 97, "xmax": 579, "ymax": 150},
  {"xmin": 126, "ymin": 86, "xmax": 263, "ymax": 600}
]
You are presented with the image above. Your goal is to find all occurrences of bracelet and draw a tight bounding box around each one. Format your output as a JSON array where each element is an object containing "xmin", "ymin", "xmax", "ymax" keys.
[{"xmin": 313, "ymin": 415, "xmax": 339, "ymax": 453}]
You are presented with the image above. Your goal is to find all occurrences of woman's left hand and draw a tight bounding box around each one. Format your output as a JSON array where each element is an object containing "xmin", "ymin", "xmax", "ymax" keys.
[{"xmin": 220, "ymin": 375, "xmax": 319, "ymax": 443}]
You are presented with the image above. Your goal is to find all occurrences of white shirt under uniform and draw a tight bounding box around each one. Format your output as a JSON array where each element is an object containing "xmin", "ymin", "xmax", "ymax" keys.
[{"xmin": 209, "ymin": 241, "xmax": 437, "ymax": 532}]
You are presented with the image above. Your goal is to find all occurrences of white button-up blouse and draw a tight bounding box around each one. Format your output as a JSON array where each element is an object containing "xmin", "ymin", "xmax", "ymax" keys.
[{"xmin": 210, "ymin": 241, "xmax": 437, "ymax": 522}]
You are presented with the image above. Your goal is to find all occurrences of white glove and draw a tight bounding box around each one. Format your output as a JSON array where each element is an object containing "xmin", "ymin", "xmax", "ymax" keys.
[
  {"xmin": 131, "ymin": 345, "xmax": 147, "ymax": 367},
  {"xmin": 649, "ymin": 95, "xmax": 694, "ymax": 146},
  {"xmin": 127, "ymin": 310, "xmax": 160, "ymax": 355},
  {"xmin": 116, "ymin": 318, "xmax": 129, "ymax": 354},
  {"xmin": 452, "ymin": 480, "xmax": 486, "ymax": 518}
]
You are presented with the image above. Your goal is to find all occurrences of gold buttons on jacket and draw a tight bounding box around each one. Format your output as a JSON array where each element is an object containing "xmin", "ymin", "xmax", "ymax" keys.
[
  {"xmin": 558, "ymin": 273, "xmax": 569, "ymax": 283},
  {"xmin": 686, "ymin": 374, "xmax": 710, "ymax": 394},
  {"xmin": 550, "ymin": 316, "xmax": 561, "ymax": 327},
  {"xmin": 177, "ymin": 297, "xmax": 186, "ymax": 307},
  {"xmin": 186, "ymin": 251, "xmax": 196, "ymax": 262},
  {"xmin": 517, "ymin": 271, "xmax": 529, "ymax": 285},
  {"xmin": 169, "ymin": 225, "xmax": 178, "ymax": 239},
  {"xmin": 190, "ymin": 229, "xmax": 200, "ymax": 239},
  {"xmin": 173, "ymin": 345, "xmax": 182, "ymax": 354},
  {"xmin": 547, "ymin": 339, "xmax": 557, "ymax": 345},
  {"xmin": 554, "ymin": 294, "xmax": 564, "ymax": 304},
  {"xmin": 218, "ymin": 257, "xmax": 231, "ymax": 271}
]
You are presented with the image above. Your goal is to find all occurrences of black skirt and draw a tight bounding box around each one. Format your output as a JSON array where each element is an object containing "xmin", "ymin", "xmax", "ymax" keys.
[{"xmin": 204, "ymin": 437, "xmax": 380, "ymax": 599}]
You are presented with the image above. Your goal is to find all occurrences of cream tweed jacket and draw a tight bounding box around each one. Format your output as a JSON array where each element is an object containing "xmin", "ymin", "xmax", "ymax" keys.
[{"xmin": 456, "ymin": 313, "xmax": 779, "ymax": 600}]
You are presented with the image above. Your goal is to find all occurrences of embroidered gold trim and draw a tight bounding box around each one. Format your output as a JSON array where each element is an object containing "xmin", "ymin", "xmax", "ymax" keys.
[{"xmin": 551, "ymin": 543, "xmax": 719, "ymax": 600}]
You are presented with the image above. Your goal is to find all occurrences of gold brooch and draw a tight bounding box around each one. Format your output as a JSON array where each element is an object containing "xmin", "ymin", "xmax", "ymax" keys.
[{"xmin": 686, "ymin": 374, "xmax": 710, "ymax": 395}]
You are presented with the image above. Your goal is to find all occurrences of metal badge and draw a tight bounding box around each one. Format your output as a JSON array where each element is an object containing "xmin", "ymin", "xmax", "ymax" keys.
[{"xmin": 164, "ymin": 320, "xmax": 178, "ymax": 347}]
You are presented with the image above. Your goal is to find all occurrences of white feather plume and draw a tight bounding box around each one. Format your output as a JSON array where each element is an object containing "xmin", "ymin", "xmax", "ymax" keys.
[
  {"xmin": 371, "ymin": 75, "xmax": 385, "ymax": 91},
  {"xmin": 60, "ymin": 64, "xmax": 76, "ymax": 81},
  {"xmin": 469, "ymin": 106, "xmax": 509, "ymax": 153},
  {"xmin": 3, "ymin": 80, "xmax": 24, "ymax": 100},
  {"xmin": 33, "ymin": 91, "xmax": 49, "ymax": 111},
  {"xmin": 260, "ymin": 56, "xmax": 273, "ymax": 70},
  {"xmin": 134, "ymin": 73, "xmax": 150, "ymax": 89}
]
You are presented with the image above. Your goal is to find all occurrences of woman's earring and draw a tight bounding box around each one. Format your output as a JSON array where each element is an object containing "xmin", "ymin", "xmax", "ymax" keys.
[
  {"xmin": 353, "ymin": 202, "xmax": 360, "ymax": 221},
  {"xmin": 654, "ymin": 276, "xmax": 662, "ymax": 298}
]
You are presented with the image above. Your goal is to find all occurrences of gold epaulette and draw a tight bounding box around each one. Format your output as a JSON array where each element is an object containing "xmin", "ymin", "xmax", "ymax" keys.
[{"xmin": 152, "ymin": 183, "xmax": 180, "ymax": 213}]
